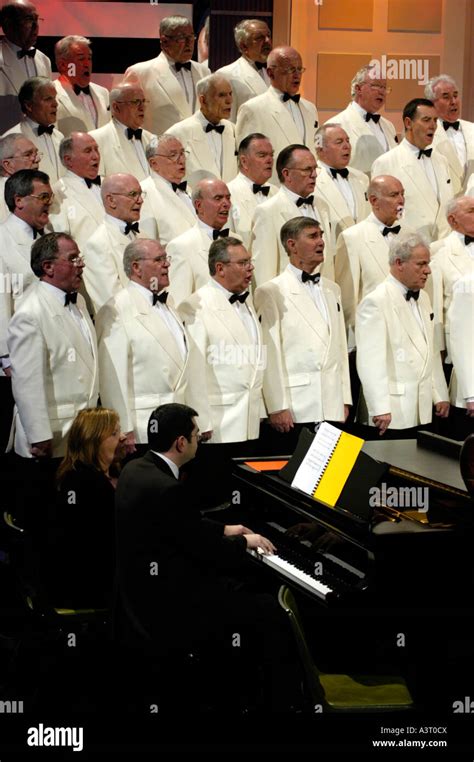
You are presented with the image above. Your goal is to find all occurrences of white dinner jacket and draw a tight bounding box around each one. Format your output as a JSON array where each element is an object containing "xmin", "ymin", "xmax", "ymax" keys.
[
  {"xmin": 166, "ymin": 113, "xmax": 238, "ymax": 187},
  {"xmin": 315, "ymin": 164, "xmax": 369, "ymax": 243},
  {"xmin": 96, "ymin": 282, "xmax": 210, "ymax": 442},
  {"xmin": 53, "ymin": 79, "xmax": 110, "ymax": 136},
  {"xmin": 139, "ymin": 172, "xmax": 196, "ymax": 246},
  {"xmin": 431, "ymin": 119, "xmax": 474, "ymax": 195},
  {"xmin": 179, "ymin": 282, "xmax": 264, "ymax": 443},
  {"xmin": 249, "ymin": 187, "xmax": 333, "ymax": 286},
  {"xmin": 216, "ymin": 56, "xmax": 268, "ymax": 123},
  {"xmin": 49, "ymin": 171, "xmax": 105, "ymax": 251},
  {"xmin": 371, "ymin": 140, "xmax": 454, "ymax": 242},
  {"xmin": 448, "ymin": 272, "xmax": 474, "ymax": 408},
  {"xmin": 3, "ymin": 119, "xmax": 64, "ymax": 183},
  {"xmin": 89, "ymin": 119, "xmax": 154, "ymax": 182},
  {"xmin": 328, "ymin": 102, "xmax": 397, "ymax": 174},
  {"xmin": 355, "ymin": 278, "xmax": 448, "ymax": 429},
  {"xmin": 235, "ymin": 88, "xmax": 319, "ymax": 185},
  {"xmin": 429, "ymin": 231, "xmax": 474, "ymax": 352},
  {"xmin": 7, "ymin": 283, "xmax": 98, "ymax": 457},
  {"xmin": 227, "ymin": 172, "xmax": 277, "ymax": 249},
  {"xmin": 254, "ymin": 267, "xmax": 351, "ymax": 423},
  {"xmin": 123, "ymin": 52, "xmax": 210, "ymax": 134},
  {"xmin": 0, "ymin": 40, "xmax": 51, "ymax": 133}
]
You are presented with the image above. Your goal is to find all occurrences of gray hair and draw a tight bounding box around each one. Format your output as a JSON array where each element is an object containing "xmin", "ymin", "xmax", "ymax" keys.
[
  {"xmin": 109, "ymin": 84, "xmax": 137, "ymax": 106},
  {"xmin": 5, "ymin": 168, "xmax": 50, "ymax": 212},
  {"xmin": 18, "ymin": 76, "xmax": 52, "ymax": 113},
  {"xmin": 280, "ymin": 216, "xmax": 321, "ymax": 254},
  {"xmin": 424, "ymin": 74, "xmax": 457, "ymax": 101},
  {"xmin": 145, "ymin": 134, "xmax": 178, "ymax": 161},
  {"xmin": 351, "ymin": 64, "xmax": 377, "ymax": 98},
  {"xmin": 315, "ymin": 122, "xmax": 343, "ymax": 150},
  {"xmin": 0, "ymin": 133, "xmax": 24, "ymax": 175},
  {"xmin": 209, "ymin": 236, "xmax": 242, "ymax": 275},
  {"xmin": 196, "ymin": 73, "xmax": 229, "ymax": 99},
  {"xmin": 31, "ymin": 232, "xmax": 75, "ymax": 277},
  {"xmin": 234, "ymin": 19, "xmax": 261, "ymax": 48},
  {"xmin": 55, "ymin": 35, "xmax": 91, "ymax": 66},
  {"xmin": 160, "ymin": 14, "xmax": 192, "ymax": 37},
  {"xmin": 388, "ymin": 232, "xmax": 429, "ymax": 266},
  {"xmin": 59, "ymin": 136, "xmax": 74, "ymax": 165},
  {"xmin": 123, "ymin": 239, "xmax": 155, "ymax": 278}
]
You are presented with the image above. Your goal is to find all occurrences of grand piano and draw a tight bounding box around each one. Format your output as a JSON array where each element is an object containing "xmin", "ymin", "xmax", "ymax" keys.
[{"xmin": 232, "ymin": 432, "xmax": 474, "ymax": 614}]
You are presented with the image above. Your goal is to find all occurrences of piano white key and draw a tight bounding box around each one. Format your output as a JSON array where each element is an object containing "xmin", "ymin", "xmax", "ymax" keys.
[
  {"xmin": 322, "ymin": 552, "xmax": 365, "ymax": 579},
  {"xmin": 248, "ymin": 550, "xmax": 333, "ymax": 599}
]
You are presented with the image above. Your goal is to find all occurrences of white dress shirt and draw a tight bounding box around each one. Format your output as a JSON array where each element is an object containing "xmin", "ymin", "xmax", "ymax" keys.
[
  {"xmin": 456, "ymin": 229, "xmax": 474, "ymax": 257},
  {"xmin": 236, "ymin": 171, "xmax": 272, "ymax": 204},
  {"xmin": 151, "ymin": 450, "xmax": 179, "ymax": 479},
  {"xmin": 288, "ymin": 263, "xmax": 329, "ymax": 323},
  {"xmin": 403, "ymin": 138, "xmax": 439, "ymax": 199},
  {"xmin": 351, "ymin": 100, "xmax": 387, "ymax": 150},
  {"xmin": 282, "ymin": 186, "xmax": 318, "ymax": 220},
  {"xmin": 195, "ymin": 110, "xmax": 223, "ymax": 175},
  {"xmin": 319, "ymin": 159, "xmax": 356, "ymax": 218},
  {"xmin": 165, "ymin": 53, "xmax": 195, "ymax": 111},
  {"xmin": 271, "ymin": 86, "xmax": 305, "ymax": 142},
  {"xmin": 439, "ymin": 119, "xmax": 467, "ymax": 168},
  {"xmin": 130, "ymin": 280, "xmax": 187, "ymax": 360},
  {"xmin": 104, "ymin": 212, "xmax": 139, "ymax": 241},
  {"xmin": 25, "ymin": 116, "xmax": 60, "ymax": 178},
  {"xmin": 156, "ymin": 171, "xmax": 194, "ymax": 213},
  {"xmin": 6, "ymin": 39, "xmax": 37, "ymax": 78},
  {"xmin": 114, "ymin": 118, "xmax": 148, "ymax": 175},
  {"xmin": 41, "ymin": 280, "xmax": 94, "ymax": 351},
  {"xmin": 387, "ymin": 273, "xmax": 426, "ymax": 336},
  {"xmin": 211, "ymin": 278, "xmax": 258, "ymax": 343}
]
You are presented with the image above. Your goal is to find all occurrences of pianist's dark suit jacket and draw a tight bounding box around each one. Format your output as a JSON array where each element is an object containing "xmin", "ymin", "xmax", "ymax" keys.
[{"xmin": 115, "ymin": 450, "xmax": 251, "ymax": 649}]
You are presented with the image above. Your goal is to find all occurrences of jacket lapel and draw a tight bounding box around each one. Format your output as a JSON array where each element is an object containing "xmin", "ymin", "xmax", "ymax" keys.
[
  {"xmin": 387, "ymin": 280, "xmax": 427, "ymax": 361},
  {"xmin": 283, "ymin": 268, "xmax": 329, "ymax": 346},
  {"xmin": 127, "ymin": 285, "xmax": 185, "ymax": 373}
]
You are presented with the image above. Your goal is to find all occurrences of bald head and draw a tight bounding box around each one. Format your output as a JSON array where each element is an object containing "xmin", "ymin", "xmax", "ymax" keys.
[
  {"xmin": 267, "ymin": 46, "xmax": 304, "ymax": 96},
  {"xmin": 446, "ymin": 196, "xmax": 474, "ymax": 236},
  {"xmin": 368, "ymin": 175, "xmax": 405, "ymax": 226},
  {"xmin": 102, "ymin": 173, "xmax": 144, "ymax": 222},
  {"xmin": 60, "ymin": 132, "xmax": 100, "ymax": 179},
  {"xmin": 0, "ymin": 1, "xmax": 40, "ymax": 48},
  {"xmin": 109, "ymin": 83, "xmax": 146, "ymax": 129},
  {"xmin": 192, "ymin": 178, "xmax": 231, "ymax": 229},
  {"xmin": 197, "ymin": 74, "xmax": 232, "ymax": 124}
]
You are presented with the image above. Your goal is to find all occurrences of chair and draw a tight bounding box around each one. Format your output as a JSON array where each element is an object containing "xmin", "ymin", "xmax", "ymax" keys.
[{"xmin": 278, "ymin": 585, "xmax": 413, "ymax": 712}]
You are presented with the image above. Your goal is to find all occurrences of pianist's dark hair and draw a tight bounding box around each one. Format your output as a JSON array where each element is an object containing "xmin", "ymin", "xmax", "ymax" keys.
[
  {"xmin": 147, "ymin": 403, "xmax": 198, "ymax": 452},
  {"xmin": 4, "ymin": 168, "xmax": 50, "ymax": 212}
]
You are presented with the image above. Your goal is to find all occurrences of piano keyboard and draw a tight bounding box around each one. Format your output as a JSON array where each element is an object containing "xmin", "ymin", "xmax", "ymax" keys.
[{"xmin": 247, "ymin": 548, "xmax": 333, "ymax": 599}]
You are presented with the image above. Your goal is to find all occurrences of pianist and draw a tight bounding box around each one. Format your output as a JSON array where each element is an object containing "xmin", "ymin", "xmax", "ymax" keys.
[{"xmin": 115, "ymin": 402, "xmax": 303, "ymax": 711}]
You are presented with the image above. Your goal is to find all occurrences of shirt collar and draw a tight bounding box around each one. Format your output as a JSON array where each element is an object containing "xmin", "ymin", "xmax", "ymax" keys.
[
  {"xmin": 195, "ymin": 109, "xmax": 222, "ymax": 129},
  {"xmin": 40, "ymin": 280, "xmax": 70, "ymax": 305},
  {"xmin": 198, "ymin": 218, "xmax": 216, "ymax": 239},
  {"xmin": 287, "ymin": 262, "xmax": 320, "ymax": 284},
  {"xmin": 402, "ymin": 138, "xmax": 427, "ymax": 156},
  {"xmin": 10, "ymin": 213, "xmax": 35, "ymax": 237},
  {"xmin": 129, "ymin": 279, "xmax": 155, "ymax": 305},
  {"xmin": 387, "ymin": 272, "xmax": 409, "ymax": 296},
  {"xmin": 151, "ymin": 451, "xmax": 180, "ymax": 480},
  {"xmin": 352, "ymin": 100, "xmax": 370, "ymax": 119},
  {"xmin": 105, "ymin": 212, "xmax": 127, "ymax": 235},
  {"xmin": 282, "ymin": 185, "xmax": 305, "ymax": 205}
]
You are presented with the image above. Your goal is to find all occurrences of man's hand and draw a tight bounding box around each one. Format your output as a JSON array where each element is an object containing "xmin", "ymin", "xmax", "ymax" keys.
[
  {"xmin": 372, "ymin": 413, "xmax": 391, "ymax": 436},
  {"xmin": 200, "ymin": 430, "xmax": 213, "ymax": 442},
  {"xmin": 30, "ymin": 439, "xmax": 53, "ymax": 458},
  {"xmin": 244, "ymin": 533, "xmax": 276, "ymax": 555},
  {"xmin": 343, "ymin": 404, "xmax": 350, "ymax": 421},
  {"xmin": 224, "ymin": 524, "xmax": 252, "ymax": 537},
  {"xmin": 466, "ymin": 401, "xmax": 474, "ymax": 418},
  {"xmin": 435, "ymin": 401, "xmax": 450, "ymax": 418},
  {"xmin": 2, "ymin": 366, "xmax": 12, "ymax": 378},
  {"xmin": 123, "ymin": 431, "xmax": 136, "ymax": 456},
  {"xmin": 269, "ymin": 409, "xmax": 294, "ymax": 433}
]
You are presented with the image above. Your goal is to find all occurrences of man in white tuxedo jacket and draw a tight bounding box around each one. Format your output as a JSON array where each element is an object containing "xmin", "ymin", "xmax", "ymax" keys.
[
  {"xmin": 0, "ymin": 168, "xmax": 52, "ymax": 369},
  {"xmin": 228, "ymin": 132, "xmax": 277, "ymax": 249},
  {"xmin": 250, "ymin": 144, "xmax": 332, "ymax": 286},
  {"xmin": 7, "ymin": 232, "xmax": 98, "ymax": 458},
  {"xmin": 216, "ymin": 19, "xmax": 272, "ymax": 123},
  {"xmin": 166, "ymin": 74, "xmax": 237, "ymax": 188},
  {"xmin": 356, "ymin": 233, "xmax": 449, "ymax": 436},
  {"xmin": 0, "ymin": 1, "xmax": 52, "ymax": 133},
  {"xmin": 448, "ymin": 272, "xmax": 474, "ymax": 417},
  {"xmin": 254, "ymin": 217, "xmax": 351, "ymax": 451},
  {"xmin": 53, "ymin": 36, "xmax": 110, "ymax": 137},
  {"xmin": 314, "ymin": 123, "xmax": 369, "ymax": 246},
  {"xmin": 3, "ymin": 76, "xmax": 64, "ymax": 183},
  {"xmin": 89, "ymin": 83, "xmax": 153, "ymax": 183},
  {"xmin": 167, "ymin": 178, "xmax": 236, "ymax": 306},
  {"xmin": 426, "ymin": 75, "xmax": 474, "ymax": 196},
  {"xmin": 329, "ymin": 64, "xmax": 397, "ymax": 174},
  {"xmin": 429, "ymin": 196, "xmax": 474, "ymax": 355},
  {"xmin": 372, "ymin": 98, "xmax": 454, "ymax": 243},
  {"xmin": 123, "ymin": 14, "xmax": 209, "ymax": 135},
  {"xmin": 82, "ymin": 173, "xmax": 153, "ymax": 314},
  {"xmin": 0, "ymin": 132, "xmax": 40, "ymax": 222},
  {"xmin": 335, "ymin": 174, "xmax": 407, "ymax": 337},
  {"xmin": 96, "ymin": 239, "xmax": 210, "ymax": 453},
  {"xmin": 236, "ymin": 46, "xmax": 318, "ymax": 186},
  {"xmin": 48, "ymin": 132, "xmax": 105, "ymax": 251},
  {"xmin": 139, "ymin": 134, "xmax": 196, "ymax": 246}
]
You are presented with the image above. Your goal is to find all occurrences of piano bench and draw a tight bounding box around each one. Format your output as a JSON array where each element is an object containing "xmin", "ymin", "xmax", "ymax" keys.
[{"xmin": 278, "ymin": 585, "xmax": 414, "ymax": 712}]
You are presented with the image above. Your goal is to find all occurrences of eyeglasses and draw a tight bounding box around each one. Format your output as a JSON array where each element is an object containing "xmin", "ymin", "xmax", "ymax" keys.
[
  {"xmin": 21, "ymin": 14, "xmax": 44, "ymax": 24},
  {"xmin": 154, "ymin": 150, "xmax": 190, "ymax": 162},
  {"xmin": 138, "ymin": 255, "xmax": 172, "ymax": 264},
  {"xmin": 287, "ymin": 166, "xmax": 317, "ymax": 176},
  {"xmin": 116, "ymin": 99, "xmax": 149, "ymax": 107},
  {"xmin": 274, "ymin": 66, "xmax": 306, "ymax": 75},
  {"xmin": 109, "ymin": 191, "xmax": 146, "ymax": 200},
  {"xmin": 26, "ymin": 192, "xmax": 54, "ymax": 203},
  {"xmin": 366, "ymin": 83, "xmax": 392, "ymax": 93},
  {"xmin": 49, "ymin": 255, "xmax": 84, "ymax": 266},
  {"xmin": 162, "ymin": 34, "xmax": 196, "ymax": 43},
  {"xmin": 225, "ymin": 258, "xmax": 254, "ymax": 269},
  {"xmin": 5, "ymin": 150, "xmax": 42, "ymax": 160}
]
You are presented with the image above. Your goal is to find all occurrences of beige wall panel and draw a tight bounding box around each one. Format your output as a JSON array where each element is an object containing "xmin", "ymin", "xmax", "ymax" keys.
[
  {"xmin": 317, "ymin": 53, "xmax": 373, "ymax": 111},
  {"xmin": 319, "ymin": 0, "xmax": 374, "ymax": 31},
  {"xmin": 384, "ymin": 55, "xmax": 440, "ymax": 112},
  {"xmin": 387, "ymin": 0, "xmax": 442, "ymax": 33}
]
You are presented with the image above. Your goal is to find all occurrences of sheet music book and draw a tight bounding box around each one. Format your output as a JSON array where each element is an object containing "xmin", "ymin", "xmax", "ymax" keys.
[{"xmin": 291, "ymin": 422, "xmax": 364, "ymax": 506}]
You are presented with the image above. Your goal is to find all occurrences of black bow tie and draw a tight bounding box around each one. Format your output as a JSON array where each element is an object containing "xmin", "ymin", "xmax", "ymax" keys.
[
  {"xmin": 37, "ymin": 124, "xmax": 54, "ymax": 136},
  {"xmin": 417, "ymin": 148, "xmax": 432, "ymax": 159},
  {"xmin": 124, "ymin": 222, "xmax": 140, "ymax": 235},
  {"xmin": 282, "ymin": 92, "xmax": 300, "ymax": 103},
  {"xmin": 175, "ymin": 61, "xmax": 191, "ymax": 72},
  {"xmin": 229, "ymin": 291, "xmax": 249, "ymax": 304},
  {"xmin": 365, "ymin": 112, "xmax": 380, "ymax": 123},
  {"xmin": 296, "ymin": 195, "xmax": 314, "ymax": 207},
  {"xmin": 17, "ymin": 48, "xmax": 36, "ymax": 59},
  {"xmin": 152, "ymin": 291, "xmax": 168, "ymax": 305},
  {"xmin": 330, "ymin": 167, "xmax": 349, "ymax": 179},
  {"xmin": 301, "ymin": 271, "xmax": 320, "ymax": 284},
  {"xmin": 252, "ymin": 183, "xmax": 270, "ymax": 196},
  {"xmin": 127, "ymin": 127, "xmax": 142, "ymax": 141},
  {"xmin": 255, "ymin": 61, "xmax": 267, "ymax": 71},
  {"xmin": 73, "ymin": 84, "xmax": 91, "ymax": 96},
  {"xmin": 405, "ymin": 289, "xmax": 420, "ymax": 302},
  {"xmin": 464, "ymin": 235, "xmax": 474, "ymax": 246},
  {"xmin": 443, "ymin": 120, "xmax": 459, "ymax": 131},
  {"xmin": 172, "ymin": 181, "xmax": 187, "ymax": 193},
  {"xmin": 205, "ymin": 123, "xmax": 224, "ymax": 134},
  {"xmin": 85, "ymin": 176, "xmax": 101, "ymax": 188},
  {"xmin": 382, "ymin": 225, "xmax": 401, "ymax": 236},
  {"xmin": 31, "ymin": 227, "xmax": 44, "ymax": 239},
  {"xmin": 213, "ymin": 228, "xmax": 229, "ymax": 240},
  {"xmin": 64, "ymin": 291, "xmax": 78, "ymax": 306}
]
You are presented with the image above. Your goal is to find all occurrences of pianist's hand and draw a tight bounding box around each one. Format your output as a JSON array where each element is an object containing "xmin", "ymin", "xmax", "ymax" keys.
[
  {"xmin": 435, "ymin": 401, "xmax": 450, "ymax": 418},
  {"xmin": 467, "ymin": 402, "xmax": 474, "ymax": 418},
  {"xmin": 244, "ymin": 534, "xmax": 276, "ymax": 555},
  {"xmin": 373, "ymin": 413, "xmax": 391, "ymax": 436},
  {"xmin": 269, "ymin": 409, "xmax": 294, "ymax": 433},
  {"xmin": 224, "ymin": 524, "xmax": 252, "ymax": 536}
]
